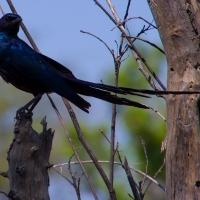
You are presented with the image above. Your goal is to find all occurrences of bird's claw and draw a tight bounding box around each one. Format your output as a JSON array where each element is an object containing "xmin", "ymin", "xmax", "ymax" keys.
[
  {"xmin": 24, "ymin": 110, "xmax": 33, "ymax": 119},
  {"xmin": 14, "ymin": 107, "xmax": 33, "ymax": 134},
  {"xmin": 15, "ymin": 107, "xmax": 33, "ymax": 120}
]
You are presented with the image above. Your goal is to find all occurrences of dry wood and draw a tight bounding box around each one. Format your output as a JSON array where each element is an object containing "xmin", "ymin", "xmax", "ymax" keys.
[
  {"xmin": 148, "ymin": 0, "xmax": 200, "ymax": 199},
  {"xmin": 7, "ymin": 115, "xmax": 54, "ymax": 200}
]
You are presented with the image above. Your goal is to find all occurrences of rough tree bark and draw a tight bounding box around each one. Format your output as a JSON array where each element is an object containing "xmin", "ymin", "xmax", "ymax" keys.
[
  {"xmin": 7, "ymin": 115, "xmax": 54, "ymax": 200},
  {"xmin": 148, "ymin": 0, "xmax": 200, "ymax": 199}
]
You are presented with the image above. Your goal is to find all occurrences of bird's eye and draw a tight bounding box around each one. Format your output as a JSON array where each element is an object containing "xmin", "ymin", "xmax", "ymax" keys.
[{"xmin": 5, "ymin": 16, "xmax": 10, "ymax": 21}]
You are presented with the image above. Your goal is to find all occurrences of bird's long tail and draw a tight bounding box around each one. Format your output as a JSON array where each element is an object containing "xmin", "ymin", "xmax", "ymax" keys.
[
  {"xmin": 64, "ymin": 78, "xmax": 152, "ymax": 111},
  {"xmin": 63, "ymin": 77, "xmax": 200, "ymax": 113}
]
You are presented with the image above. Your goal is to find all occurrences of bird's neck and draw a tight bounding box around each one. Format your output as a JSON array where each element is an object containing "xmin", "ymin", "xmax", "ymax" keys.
[
  {"xmin": 0, "ymin": 32, "xmax": 16, "ymax": 41},
  {"xmin": 0, "ymin": 32, "xmax": 13, "ymax": 59}
]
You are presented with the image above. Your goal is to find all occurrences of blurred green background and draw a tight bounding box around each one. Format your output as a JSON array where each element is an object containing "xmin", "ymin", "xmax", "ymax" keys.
[{"xmin": 0, "ymin": 1, "xmax": 167, "ymax": 199}]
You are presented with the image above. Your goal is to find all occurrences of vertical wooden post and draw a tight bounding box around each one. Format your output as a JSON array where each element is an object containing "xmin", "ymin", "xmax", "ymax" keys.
[
  {"xmin": 148, "ymin": 1, "xmax": 200, "ymax": 199},
  {"xmin": 7, "ymin": 115, "xmax": 54, "ymax": 200}
]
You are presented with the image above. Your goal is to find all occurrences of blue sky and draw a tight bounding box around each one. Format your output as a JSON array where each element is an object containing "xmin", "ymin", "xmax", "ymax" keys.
[{"xmin": 0, "ymin": 1, "xmax": 165, "ymax": 199}]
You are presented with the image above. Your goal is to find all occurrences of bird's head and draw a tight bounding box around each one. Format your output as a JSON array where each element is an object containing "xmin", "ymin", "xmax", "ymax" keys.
[{"xmin": 0, "ymin": 13, "xmax": 22, "ymax": 36}]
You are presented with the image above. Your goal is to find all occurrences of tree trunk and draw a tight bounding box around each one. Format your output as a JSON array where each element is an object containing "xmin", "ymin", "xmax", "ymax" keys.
[
  {"xmin": 148, "ymin": 0, "xmax": 200, "ymax": 199},
  {"xmin": 7, "ymin": 115, "xmax": 54, "ymax": 200}
]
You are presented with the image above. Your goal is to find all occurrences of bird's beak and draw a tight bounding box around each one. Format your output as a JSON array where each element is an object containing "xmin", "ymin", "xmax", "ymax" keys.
[
  {"xmin": 10, "ymin": 16, "xmax": 22, "ymax": 25},
  {"xmin": 5, "ymin": 16, "xmax": 22, "ymax": 29}
]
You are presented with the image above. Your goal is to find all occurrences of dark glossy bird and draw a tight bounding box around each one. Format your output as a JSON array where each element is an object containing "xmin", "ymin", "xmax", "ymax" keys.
[{"xmin": 0, "ymin": 13, "xmax": 196, "ymax": 115}]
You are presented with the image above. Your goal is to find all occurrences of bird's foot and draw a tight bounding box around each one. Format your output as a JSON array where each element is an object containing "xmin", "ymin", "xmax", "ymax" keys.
[
  {"xmin": 14, "ymin": 107, "xmax": 33, "ymax": 134},
  {"xmin": 15, "ymin": 107, "xmax": 33, "ymax": 120}
]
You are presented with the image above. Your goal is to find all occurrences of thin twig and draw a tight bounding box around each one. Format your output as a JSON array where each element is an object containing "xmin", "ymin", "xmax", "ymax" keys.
[
  {"xmin": 115, "ymin": 142, "xmax": 123, "ymax": 165},
  {"xmin": 99, "ymin": 129, "xmax": 124, "ymax": 167},
  {"xmin": 118, "ymin": 36, "xmax": 125, "ymax": 56},
  {"xmin": 123, "ymin": 0, "xmax": 132, "ymax": 24},
  {"xmin": 99, "ymin": 129, "xmax": 110, "ymax": 143},
  {"xmin": 106, "ymin": 0, "xmax": 165, "ymax": 90},
  {"xmin": 54, "ymin": 160, "xmax": 84, "ymax": 200},
  {"xmin": 124, "ymin": 35, "xmax": 165, "ymax": 54},
  {"xmin": 80, "ymin": 29, "xmax": 118, "ymax": 195},
  {"xmin": 0, "ymin": 6, "xmax": 5, "ymax": 15},
  {"xmin": 149, "ymin": 107, "xmax": 166, "ymax": 121},
  {"xmin": 144, "ymin": 158, "xmax": 166, "ymax": 194},
  {"xmin": 62, "ymin": 98, "xmax": 117, "ymax": 200},
  {"xmin": 131, "ymin": 16, "xmax": 157, "ymax": 29},
  {"xmin": 80, "ymin": 30, "xmax": 115, "ymax": 59},
  {"xmin": 136, "ymin": 133, "xmax": 148, "ymax": 191},
  {"xmin": 109, "ymin": 0, "xmax": 135, "ymax": 186},
  {"xmin": 109, "ymin": 69, "xmax": 118, "ymax": 189},
  {"xmin": 47, "ymin": 94, "xmax": 98, "ymax": 200},
  {"xmin": 68, "ymin": 153, "xmax": 82, "ymax": 200},
  {"xmin": 53, "ymin": 160, "xmax": 166, "ymax": 192},
  {"xmin": 94, "ymin": 0, "xmax": 165, "ymax": 91},
  {"xmin": 53, "ymin": 167, "xmax": 73, "ymax": 185},
  {"xmin": 121, "ymin": 24, "xmax": 154, "ymax": 59},
  {"xmin": 112, "ymin": 16, "xmax": 157, "ymax": 31},
  {"xmin": 124, "ymin": 157, "xmax": 142, "ymax": 200},
  {"xmin": 113, "ymin": 141, "xmax": 119, "ymax": 158},
  {"xmin": 128, "ymin": 193, "xmax": 135, "ymax": 199},
  {"xmin": 109, "ymin": 27, "xmax": 127, "ymax": 190},
  {"xmin": 118, "ymin": 0, "xmax": 130, "ymax": 62}
]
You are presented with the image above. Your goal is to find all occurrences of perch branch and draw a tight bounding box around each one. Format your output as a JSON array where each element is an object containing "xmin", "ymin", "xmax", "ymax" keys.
[
  {"xmin": 124, "ymin": 35, "xmax": 165, "ymax": 54},
  {"xmin": 53, "ymin": 160, "xmax": 166, "ymax": 192}
]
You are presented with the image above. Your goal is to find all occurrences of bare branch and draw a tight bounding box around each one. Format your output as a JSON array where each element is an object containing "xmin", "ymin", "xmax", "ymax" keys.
[
  {"xmin": 68, "ymin": 153, "xmax": 82, "ymax": 200},
  {"xmin": 149, "ymin": 107, "xmax": 166, "ymax": 121},
  {"xmin": 120, "ymin": 24, "xmax": 153, "ymax": 58},
  {"xmin": 144, "ymin": 158, "xmax": 166, "ymax": 194},
  {"xmin": 81, "ymin": 25, "xmax": 124, "ymax": 191},
  {"xmin": 53, "ymin": 160, "xmax": 166, "ymax": 192},
  {"xmin": 47, "ymin": 94, "xmax": 98, "ymax": 200},
  {"xmin": 80, "ymin": 30, "xmax": 115, "ymax": 59},
  {"xmin": 124, "ymin": 35, "xmax": 165, "ymax": 54},
  {"xmin": 136, "ymin": 133, "xmax": 148, "ymax": 191},
  {"xmin": 62, "ymin": 98, "xmax": 117, "ymax": 200},
  {"xmin": 94, "ymin": 0, "xmax": 165, "ymax": 91},
  {"xmin": 53, "ymin": 167, "xmax": 73, "ymax": 185},
  {"xmin": 132, "ymin": 16, "xmax": 157, "ymax": 29},
  {"xmin": 112, "ymin": 16, "xmax": 157, "ymax": 31},
  {"xmin": 128, "ymin": 193, "xmax": 135, "ymax": 199},
  {"xmin": 107, "ymin": 0, "xmax": 165, "ymax": 90},
  {"xmin": 124, "ymin": 157, "xmax": 142, "ymax": 200},
  {"xmin": 110, "ymin": 102, "xmax": 117, "ymax": 187},
  {"xmin": 99, "ymin": 129, "xmax": 110, "ymax": 143},
  {"xmin": 123, "ymin": 0, "xmax": 132, "ymax": 26},
  {"xmin": 0, "ymin": 6, "xmax": 5, "ymax": 15}
]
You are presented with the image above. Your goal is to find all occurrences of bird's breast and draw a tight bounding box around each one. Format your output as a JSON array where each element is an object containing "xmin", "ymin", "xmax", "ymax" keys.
[{"xmin": 0, "ymin": 40, "xmax": 12, "ymax": 61}]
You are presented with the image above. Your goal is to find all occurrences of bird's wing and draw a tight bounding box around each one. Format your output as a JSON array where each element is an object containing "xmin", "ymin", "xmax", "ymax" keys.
[
  {"xmin": 39, "ymin": 53, "xmax": 76, "ymax": 78},
  {"xmin": 6, "ymin": 38, "xmax": 91, "ymax": 112}
]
